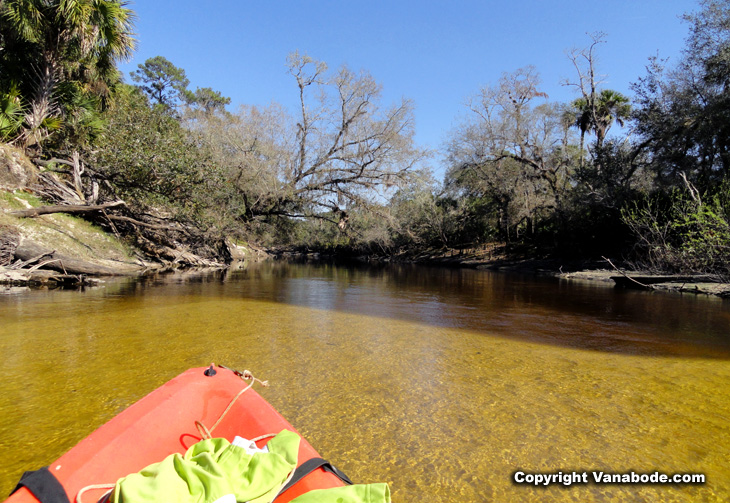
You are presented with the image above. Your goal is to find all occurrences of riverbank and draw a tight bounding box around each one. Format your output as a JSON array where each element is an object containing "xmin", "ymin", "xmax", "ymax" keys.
[
  {"xmin": 275, "ymin": 244, "xmax": 730, "ymax": 299},
  {"xmin": 439, "ymin": 254, "xmax": 730, "ymax": 298},
  {"xmin": 0, "ymin": 190, "xmax": 144, "ymax": 289},
  {"xmin": 4, "ymin": 180, "xmax": 729, "ymax": 299}
]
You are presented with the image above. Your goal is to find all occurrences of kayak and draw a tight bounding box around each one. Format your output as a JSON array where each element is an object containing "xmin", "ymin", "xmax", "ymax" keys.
[{"xmin": 6, "ymin": 366, "xmax": 350, "ymax": 503}]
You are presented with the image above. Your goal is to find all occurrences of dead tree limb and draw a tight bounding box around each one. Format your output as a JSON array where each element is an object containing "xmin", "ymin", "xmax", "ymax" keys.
[
  {"xmin": 8, "ymin": 249, "xmax": 55, "ymax": 269},
  {"xmin": 14, "ymin": 240, "xmax": 128, "ymax": 275},
  {"xmin": 106, "ymin": 214, "xmax": 191, "ymax": 234},
  {"xmin": 9, "ymin": 201, "xmax": 126, "ymax": 218},
  {"xmin": 603, "ymin": 256, "xmax": 655, "ymax": 290}
]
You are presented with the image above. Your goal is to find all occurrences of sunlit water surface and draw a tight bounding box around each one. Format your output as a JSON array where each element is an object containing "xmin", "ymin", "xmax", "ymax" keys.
[{"xmin": 1, "ymin": 262, "xmax": 729, "ymax": 502}]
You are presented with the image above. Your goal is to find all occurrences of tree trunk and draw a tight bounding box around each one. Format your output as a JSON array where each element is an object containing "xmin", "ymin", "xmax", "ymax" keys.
[
  {"xmin": 9, "ymin": 201, "xmax": 125, "ymax": 218},
  {"xmin": 13, "ymin": 239, "xmax": 128, "ymax": 276}
]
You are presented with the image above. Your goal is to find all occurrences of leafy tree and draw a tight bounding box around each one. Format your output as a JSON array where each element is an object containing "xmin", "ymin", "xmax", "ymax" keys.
[
  {"xmin": 187, "ymin": 87, "xmax": 231, "ymax": 113},
  {"xmin": 568, "ymin": 89, "xmax": 630, "ymax": 154},
  {"xmin": 0, "ymin": 0, "xmax": 135, "ymax": 147},
  {"xmin": 130, "ymin": 56, "xmax": 192, "ymax": 109},
  {"xmin": 90, "ymin": 85, "xmax": 205, "ymax": 205},
  {"xmin": 622, "ymin": 183, "xmax": 730, "ymax": 280},
  {"xmin": 445, "ymin": 67, "xmax": 576, "ymax": 240},
  {"xmin": 632, "ymin": 0, "xmax": 730, "ymax": 192},
  {"xmin": 565, "ymin": 34, "xmax": 631, "ymax": 170}
]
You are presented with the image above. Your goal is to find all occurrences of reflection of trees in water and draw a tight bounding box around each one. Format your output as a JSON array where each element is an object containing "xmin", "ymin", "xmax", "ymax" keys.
[{"xmin": 78, "ymin": 262, "xmax": 730, "ymax": 359}]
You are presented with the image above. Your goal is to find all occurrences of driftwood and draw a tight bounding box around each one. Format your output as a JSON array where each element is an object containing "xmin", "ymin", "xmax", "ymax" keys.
[
  {"xmin": 14, "ymin": 239, "xmax": 125, "ymax": 276},
  {"xmin": 134, "ymin": 234, "xmax": 224, "ymax": 268},
  {"xmin": 611, "ymin": 275, "xmax": 717, "ymax": 288},
  {"xmin": 602, "ymin": 256, "xmax": 655, "ymax": 290},
  {"xmin": 0, "ymin": 266, "xmax": 99, "ymax": 287},
  {"xmin": 9, "ymin": 200, "xmax": 125, "ymax": 218},
  {"xmin": 32, "ymin": 171, "xmax": 85, "ymax": 204}
]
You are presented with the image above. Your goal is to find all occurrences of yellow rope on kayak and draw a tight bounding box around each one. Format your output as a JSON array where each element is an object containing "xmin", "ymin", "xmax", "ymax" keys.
[{"xmin": 195, "ymin": 367, "xmax": 269, "ymax": 440}]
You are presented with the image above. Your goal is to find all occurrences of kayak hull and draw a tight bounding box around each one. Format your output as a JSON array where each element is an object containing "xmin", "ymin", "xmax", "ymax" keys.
[{"xmin": 6, "ymin": 366, "xmax": 344, "ymax": 503}]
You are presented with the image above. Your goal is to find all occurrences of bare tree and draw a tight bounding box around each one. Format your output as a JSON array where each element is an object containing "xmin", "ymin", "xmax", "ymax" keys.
[
  {"xmin": 564, "ymin": 33, "xmax": 630, "ymax": 163},
  {"xmin": 190, "ymin": 52, "xmax": 427, "ymax": 234},
  {"xmin": 286, "ymin": 52, "xmax": 426, "ymax": 227},
  {"xmin": 445, "ymin": 67, "xmax": 576, "ymax": 237},
  {"xmin": 459, "ymin": 68, "xmax": 572, "ymax": 198}
]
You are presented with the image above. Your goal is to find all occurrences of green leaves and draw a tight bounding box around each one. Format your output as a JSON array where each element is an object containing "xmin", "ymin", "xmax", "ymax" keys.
[
  {"xmin": 622, "ymin": 186, "xmax": 730, "ymax": 280},
  {"xmin": 0, "ymin": 0, "xmax": 136, "ymax": 148},
  {"xmin": 0, "ymin": 87, "xmax": 26, "ymax": 142},
  {"xmin": 91, "ymin": 86, "xmax": 205, "ymax": 205},
  {"xmin": 130, "ymin": 56, "xmax": 192, "ymax": 108}
]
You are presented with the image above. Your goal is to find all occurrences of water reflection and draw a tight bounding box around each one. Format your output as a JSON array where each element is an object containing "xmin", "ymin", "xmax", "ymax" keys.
[
  {"xmin": 87, "ymin": 261, "xmax": 730, "ymax": 359},
  {"xmin": 5, "ymin": 261, "xmax": 729, "ymax": 359}
]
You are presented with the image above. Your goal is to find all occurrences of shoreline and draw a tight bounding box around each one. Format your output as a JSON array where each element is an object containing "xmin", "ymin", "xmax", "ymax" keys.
[
  {"xmin": 4, "ymin": 235, "xmax": 730, "ymax": 299},
  {"xmin": 276, "ymin": 249, "xmax": 730, "ymax": 299}
]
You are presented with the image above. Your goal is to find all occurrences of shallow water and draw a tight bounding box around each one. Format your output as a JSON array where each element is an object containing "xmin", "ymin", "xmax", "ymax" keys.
[{"xmin": 1, "ymin": 262, "xmax": 729, "ymax": 501}]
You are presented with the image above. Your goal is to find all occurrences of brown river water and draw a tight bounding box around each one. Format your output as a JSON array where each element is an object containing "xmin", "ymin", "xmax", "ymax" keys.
[{"xmin": 1, "ymin": 262, "xmax": 729, "ymax": 502}]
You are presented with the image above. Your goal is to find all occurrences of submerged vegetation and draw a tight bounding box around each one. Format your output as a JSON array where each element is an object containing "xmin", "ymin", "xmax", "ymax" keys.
[{"xmin": 1, "ymin": 0, "xmax": 730, "ymax": 278}]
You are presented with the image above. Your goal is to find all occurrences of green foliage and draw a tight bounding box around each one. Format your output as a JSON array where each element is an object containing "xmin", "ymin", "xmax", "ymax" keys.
[
  {"xmin": 91, "ymin": 85, "xmax": 205, "ymax": 205},
  {"xmin": 130, "ymin": 56, "xmax": 192, "ymax": 108},
  {"xmin": 0, "ymin": 87, "xmax": 25, "ymax": 141},
  {"xmin": 632, "ymin": 0, "xmax": 730, "ymax": 192},
  {"xmin": 568, "ymin": 89, "xmax": 631, "ymax": 148},
  {"xmin": 0, "ymin": 0, "xmax": 136, "ymax": 147},
  {"xmin": 622, "ymin": 183, "xmax": 730, "ymax": 280},
  {"xmin": 187, "ymin": 87, "xmax": 231, "ymax": 113},
  {"xmin": 56, "ymin": 91, "xmax": 106, "ymax": 151}
]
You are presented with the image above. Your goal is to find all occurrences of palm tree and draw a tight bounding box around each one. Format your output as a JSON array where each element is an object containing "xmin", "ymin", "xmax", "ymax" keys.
[
  {"xmin": 592, "ymin": 89, "xmax": 631, "ymax": 147},
  {"xmin": 567, "ymin": 96, "xmax": 592, "ymax": 168},
  {"xmin": 0, "ymin": 0, "xmax": 136, "ymax": 147},
  {"xmin": 568, "ymin": 89, "xmax": 631, "ymax": 167}
]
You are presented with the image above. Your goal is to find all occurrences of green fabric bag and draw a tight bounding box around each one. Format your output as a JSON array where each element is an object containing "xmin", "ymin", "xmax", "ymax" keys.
[{"xmin": 111, "ymin": 430, "xmax": 299, "ymax": 503}]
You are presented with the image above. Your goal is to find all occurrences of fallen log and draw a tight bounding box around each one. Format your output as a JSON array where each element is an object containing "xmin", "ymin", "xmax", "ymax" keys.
[
  {"xmin": 611, "ymin": 275, "xmax": 718, "ymax": 289},
  {"xmin": 14, "ymin": 239, "xmax": 127, "ymax": 276},
  {"xmin": 8, "ymin": 200, "xmax": 125, "ymax": 218},
  {"xmin": 0, "ymin": 266, "xmax": 99, "ymax": 287}
]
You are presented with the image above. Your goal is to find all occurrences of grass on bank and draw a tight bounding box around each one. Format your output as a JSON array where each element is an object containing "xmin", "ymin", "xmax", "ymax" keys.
[{"xmin": 0, "ymin": 189, "xmax": 138, "ymax": 266}]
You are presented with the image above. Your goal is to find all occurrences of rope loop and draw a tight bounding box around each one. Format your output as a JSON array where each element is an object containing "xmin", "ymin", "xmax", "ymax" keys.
[
  {"xmin": 196, "ymin": 365, "xmax": 269, "ymax": 440},
  {"xmin": 76, "ymin": 484, "xmax": 114, "ymax": 503}
]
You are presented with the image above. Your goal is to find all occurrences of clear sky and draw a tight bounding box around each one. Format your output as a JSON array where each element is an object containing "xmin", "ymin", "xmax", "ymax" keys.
[{"xmin": 119, "ymin": 0, "xmax": 700, "ymax": 165}]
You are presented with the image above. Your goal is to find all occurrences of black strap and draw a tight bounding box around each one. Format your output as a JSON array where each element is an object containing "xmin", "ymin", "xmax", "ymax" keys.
[
  {"xmin": 275, "ymin": 457, "xmax": 353, "ymax": 499},
  {"xmin": 10, "ymin": 467, "xmax": 70, "ymax": 503}
]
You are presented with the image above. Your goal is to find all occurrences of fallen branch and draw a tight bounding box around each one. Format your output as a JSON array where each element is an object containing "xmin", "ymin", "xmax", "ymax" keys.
[
  {"xmin": 602, "ymin": 256, "xmax": 655, "ymax": 290},
  {"xmin": 14, "ymin": 239, "xmax": 128, "ymax": 276},
  {"xmin": 9, "ymin": 250, "xmax": 55, "ymax": 270},
  {"xmin": 9, "ymin": 201, "xmax": 126, "ymax": 218},
  {"xmin": 106, "ymin": 214, "xmax": 191, "ymax": 234},
  {"xmin": 28, "ymin": 258, "xmax": 66, "ymax": 274}
]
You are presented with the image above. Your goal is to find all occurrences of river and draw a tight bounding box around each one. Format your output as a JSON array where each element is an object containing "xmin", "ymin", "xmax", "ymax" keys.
[{"xmin": 1, "ymin": 262, "xmax": 729, "ymax": 502}]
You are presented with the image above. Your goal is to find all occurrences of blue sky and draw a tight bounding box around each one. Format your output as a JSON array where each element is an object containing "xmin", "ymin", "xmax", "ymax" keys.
[{"xmin": 119, "ymin": 1, "xmax": 699, "ymax": 161}]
